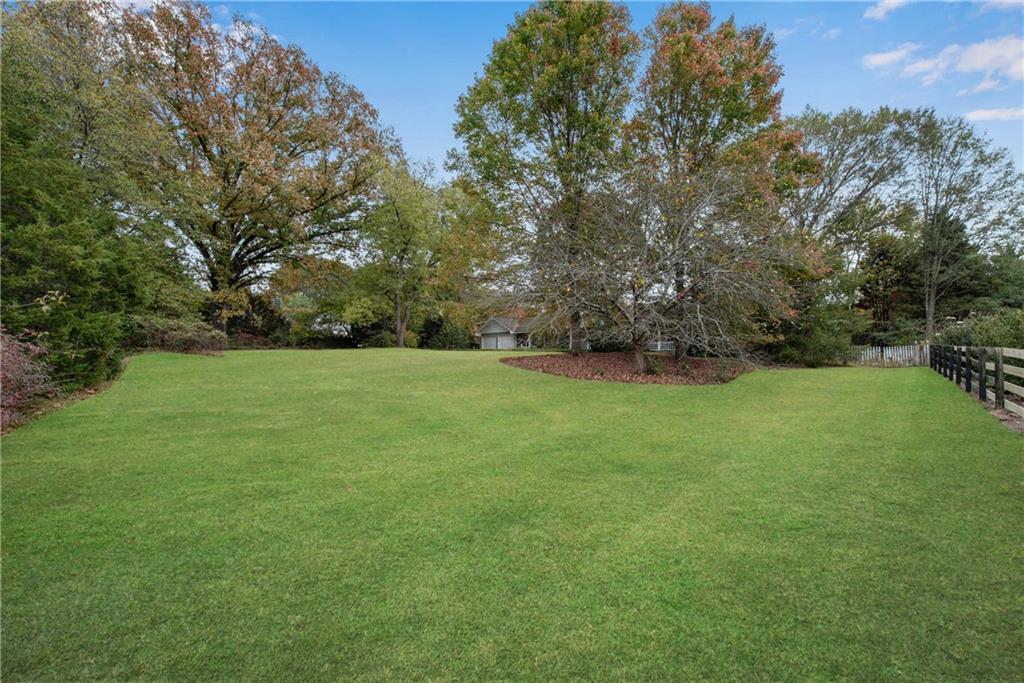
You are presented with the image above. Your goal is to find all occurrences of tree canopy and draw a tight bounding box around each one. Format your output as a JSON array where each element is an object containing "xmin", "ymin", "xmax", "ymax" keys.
[
  {"xmin": 2, "ymin": 0, "xmax": 1023, "ymax": 402},
  {"xmin": 119, "ymin": 2, "xmax": 391, "ymax": 325}
]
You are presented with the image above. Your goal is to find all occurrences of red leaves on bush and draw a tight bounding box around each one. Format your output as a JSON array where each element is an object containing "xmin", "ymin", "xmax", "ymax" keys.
[
  {"xmin": 1, "ymin": 327, "xmax": 60, "ymax": 430},
  {"xmin": 501, "ymin": 353, "xmax": 748, "ymax": 385}
]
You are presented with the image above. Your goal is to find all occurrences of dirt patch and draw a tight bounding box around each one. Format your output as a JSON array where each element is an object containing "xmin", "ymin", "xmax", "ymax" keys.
[
  {"xmin": 989, "ymin": 407, "xmax": 1024, "ymax": 435},
  {"xmin": 501, "ymin": 352, "xmax": 750, "ymax": 385}
]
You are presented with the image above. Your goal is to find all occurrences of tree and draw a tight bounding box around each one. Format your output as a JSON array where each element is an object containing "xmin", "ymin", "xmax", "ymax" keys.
[
  {"xmin": 638, "ymin": 1, "xmax": 784, "ymax": 180},
  {"xmin": 901, "ymin": 111, "xmax": 1023, "ymax": 339},
  {"xmin": 785, "ymin": 107, "xmax": 911, "ymax": 249},
  {"xmin": 1, "ymin": 1, "xmax": 197, "ymax": 387},
  {"xmin": 267, "ymin": 257, "xmax": 355, "ymax": 345},
  {"xmin": 118, "ymin": 2, "xmax": 389, "ymax": 328},
  {"xmin": 634, "ymin": 1, "xmax": 814, "ymax": 357},
  {"xmin": 453, "ymin": 0, "xmax": 640, "ymax": 352},
  {"xmin": 538, "ymin": 155, "xmax": 802, "ymax": 372},
  {"xmin": 759, "ymin": 109, "xmax": 913, "ymax": 362},
  {"xmin": 856, "ymin": 232, "xmax": 917, "ymax": 344},
  {"xmin": 986, "ymin": 244, "xmax": 1024, "ymax": 310},
  {"xmin": 350, "ymin": 162, "xmax": 447, "ymax": 347},
  {"xmin": 263, "ymin": 173, "xmax": 503, "ymax": 349}
]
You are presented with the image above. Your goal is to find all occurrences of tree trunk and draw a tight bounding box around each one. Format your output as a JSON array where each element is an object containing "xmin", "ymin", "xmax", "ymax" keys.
[
  {"xmin": 924, "ymin": 285, "xmax": 937, "ymax": 342},
  {"xmin": 207, "ymin": 286, "xmax": 229, "ymax": 334},
  {"xmin": 211, "ymin": 315, "xmax": 227, "ymax": 334},
  {"xmin": 569, "ymin": 309, "xmax": 584, "ymax": 355},
  {"xmin": 632, "ymin": 339, "xmax": 648, "ymax": 374},
  {"xmin": 395, "ymin": 317, "xmax": 407, "ymax": 347},
  {"xmin": 673, "ymin": 264, "xmax": 686, "ymax": 359},
  {"xmin": 395, "ymin": 301, "xmax": 406, "ymax": 348}
]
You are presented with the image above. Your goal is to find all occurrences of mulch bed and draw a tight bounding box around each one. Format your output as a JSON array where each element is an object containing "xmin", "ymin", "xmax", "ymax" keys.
[{"xmin": 501, "ymin": 352, "xmax": 750, "ymax": 385}]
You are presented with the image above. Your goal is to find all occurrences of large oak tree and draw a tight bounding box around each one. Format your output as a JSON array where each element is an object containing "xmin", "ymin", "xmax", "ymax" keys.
[{"xmin": 119, "ymin": 2, "xmax": 390, "ymax": 327}]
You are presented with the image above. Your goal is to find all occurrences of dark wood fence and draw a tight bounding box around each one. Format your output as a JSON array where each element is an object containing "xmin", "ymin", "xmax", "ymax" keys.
[{"xmin": 930, "ymin": 345, "xmax": 1024, "ymax": 418}]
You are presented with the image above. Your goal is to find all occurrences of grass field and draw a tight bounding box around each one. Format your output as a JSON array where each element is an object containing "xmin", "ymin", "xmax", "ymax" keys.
[{"xmin": 2, "ymin": 349, "xmax": 1022, "ymax": 680}]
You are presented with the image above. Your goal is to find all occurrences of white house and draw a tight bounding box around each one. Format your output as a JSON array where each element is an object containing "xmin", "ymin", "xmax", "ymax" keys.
[{"xmin": 476, "ymin": 317, "xmax": 536, "ymax": 350}]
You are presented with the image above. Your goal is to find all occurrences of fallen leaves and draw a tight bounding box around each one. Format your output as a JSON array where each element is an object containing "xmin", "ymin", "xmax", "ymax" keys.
[{"xmin": 500, "ymin": 352, "xmax": 749, "ymax": 385}]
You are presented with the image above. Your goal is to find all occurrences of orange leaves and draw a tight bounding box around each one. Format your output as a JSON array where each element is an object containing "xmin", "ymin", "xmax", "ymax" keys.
[
  {"xmin": 639, "ymin": 1, "xmax": 785, "ymax": 177},
  {"xmin": 116, "ymin": 1, "xmax": 387, "ymax": 293}
]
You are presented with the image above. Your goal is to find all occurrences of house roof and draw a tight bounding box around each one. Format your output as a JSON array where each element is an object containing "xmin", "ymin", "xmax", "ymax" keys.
[{"xmin": 479, "ymin": 316, "xmax": 538, "ymax": 334}]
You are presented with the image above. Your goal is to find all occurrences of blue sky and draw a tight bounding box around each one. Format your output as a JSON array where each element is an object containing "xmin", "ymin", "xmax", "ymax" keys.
[{"xmin": 208, "ymin": 1, "xmax": 1024, "ymax": 170}]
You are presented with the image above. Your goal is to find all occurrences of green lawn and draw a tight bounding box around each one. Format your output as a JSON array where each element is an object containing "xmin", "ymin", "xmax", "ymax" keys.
[{"xmin": 2, "ymin": 350, "xmax": 1022, "ymax": 680}]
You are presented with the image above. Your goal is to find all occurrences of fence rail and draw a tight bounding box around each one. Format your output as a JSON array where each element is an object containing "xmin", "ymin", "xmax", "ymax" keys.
[
  {"xmin": 856, "ymin": 344, "xmax": 929, "ymax": 367},
  {"xmin": 931, "ymin": 344, "xmax": 1024, "ymax": 418}
]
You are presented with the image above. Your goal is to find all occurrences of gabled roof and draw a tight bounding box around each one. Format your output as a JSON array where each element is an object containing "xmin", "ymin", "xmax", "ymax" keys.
[{"xmin": 478, "ymin": 316, "xmax": 538, "ymax": 334}]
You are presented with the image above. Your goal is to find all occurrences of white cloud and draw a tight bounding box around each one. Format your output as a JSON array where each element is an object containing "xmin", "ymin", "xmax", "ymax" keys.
[
  {"xmin": 864, "ymin": 0, "xmax": 909, "ymax": 20},
  {"xmin": 862, "ymin": 42, "xmax": 921, "ymax": 69},
  {"xmin": 958, "ymin": 35, "xmax": 1024, "ymax": 81},
  {"xmin": 957, "ymin": 74, "xmax": 1003, "ymax": 95},
  {"xmin": 215, "ymin": 5, "xmax": 230, "ymax": 18},
  {"xmin": 900, "ymin": 34, "xmax": 1024, "ymax": 86},
  {"xmin": 822, "ymin": 28, "xmax": 843, "ymax": 41},
  {"xmin": 773, "ymin": 27, "xmax": 796, "ymax": 41},
  {"xmin": 965, "ymin": 107, "xmax": 1024, "ymax": 121},
  {"xmin": 902, "ymin": 44, "xmax": 961, "ymax": 84},
  {"xmin": 979, "ymin": 0, "xmax": 1024, "ymax": 11}
]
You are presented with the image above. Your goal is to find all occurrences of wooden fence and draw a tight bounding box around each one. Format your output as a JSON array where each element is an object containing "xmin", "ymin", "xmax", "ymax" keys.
[
  {"xmin": 856, "ymin": 344, "xmax": 929, "ymax": 367},
  {"xmin": 930, "ymin": 345, "xmax": 1024, "ymax": 418}
]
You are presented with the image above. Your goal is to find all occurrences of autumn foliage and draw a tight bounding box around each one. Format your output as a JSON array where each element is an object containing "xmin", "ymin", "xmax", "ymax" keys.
[
  {"xmin": 1, "ymin": 328, "xmax": 60, "ymax": 431},
  {"xmin": 119, "ymin": 2, "xmax": 390, "ymax": 317}
]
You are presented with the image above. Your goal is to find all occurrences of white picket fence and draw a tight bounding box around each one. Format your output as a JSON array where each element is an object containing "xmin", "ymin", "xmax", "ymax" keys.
[{"xmin": 856, "ymin": 343, "xmax": 929, "ymax": 368}]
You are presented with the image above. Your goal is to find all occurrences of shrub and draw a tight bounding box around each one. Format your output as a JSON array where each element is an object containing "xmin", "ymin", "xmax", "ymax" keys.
[
  {"xmin": 364, "ymin": 329, "xmax": 418, "ymax": 348},
  {"xmin": 127, "ymin": 316, "xmax": 227, "ymax": 354},
  {"xmin": 773, "ymin": 305, "xmax": 866, "ymax": 367},
  {"xmin": 228, "ymin": 332, "xmax": 276, "ymax": 349},
  {"xmin": 588, "ymin": 338, "xmax": 631, "ymax": 353},
  {"xmin": 1, "ymin": 327, "xmax": 60, "ymax": 430},
  {"xmin": 936, "ymin": 309, "xmax": 1024, "ymax": 348},
  {"xmin": 421, "ymin": 317, "xmax": 473, "ymax": 350},
  {"xmin": 364, "ymin": 330, "xmax": 395, "ymax": 347},
  {"xmin": 715, "ymin": 358, "xmax": 736, "ymax": 382}
]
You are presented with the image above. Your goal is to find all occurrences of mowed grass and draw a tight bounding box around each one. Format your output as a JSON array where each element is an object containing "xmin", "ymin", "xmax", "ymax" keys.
[{"xmin": 2, "ymin": 350, "xmax": 1022, "ymax": 680}]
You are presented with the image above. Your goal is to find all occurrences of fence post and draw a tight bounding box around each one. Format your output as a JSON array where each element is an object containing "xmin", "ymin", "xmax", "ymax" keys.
[
  {"xmin": 948, "ymin": 346, "xmax": 955, "ymax": 381},
  {"xmin": 965, "ymin": 348, "xmax": 972, "ymax": 393},
  {"xmin": 955, "ymin": 347, "xmax": 962, "ymax": 386},
  {"xmin": 978, "ymin": 347, "xmax": 987, "ymax": 402},
  {"xmin": 993, "ymin": 347, "xmax": 1005, "ymax": 410}
]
